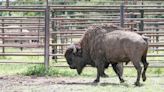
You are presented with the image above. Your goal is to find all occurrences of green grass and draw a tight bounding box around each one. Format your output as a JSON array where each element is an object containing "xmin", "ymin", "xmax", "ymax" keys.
[
  {"xmin": 1, "ymin": 63, "xmax": 164, "ymax": 77},
  {"xmin": 0, "ymin": 48, "xmax": 44, "ymax": 62},
  {"xmin": 0, "ymin": 63, "xmax": 164, "ymax": 92},
  {"xmin": 0, "ymin": 64, "xmax": 32, "ymax": 75},
  {"xmin": 0, "ymin": 56, "xmax": 44, "ymax": 62}
]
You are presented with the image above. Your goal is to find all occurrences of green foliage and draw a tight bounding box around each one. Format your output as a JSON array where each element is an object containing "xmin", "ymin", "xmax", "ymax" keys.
[
  {"xmin": 14, "ymin": 0, "xmax": 45, "ymax": 5},
  {"xmin": 24, "ymin": 65, "xmax": 47, "ymax": 76},
  {"xmin": 155, "ymin": 14, "xmax": 164, "ymax": 18},
  {"xmin": 154, "ymin": 68, "xmax": 162, "ymax": 76},
  {"xmin": 24, "ymin": 65, "xmax": 78, "ymax": 77},
  {"xmin": 47, "ymin": 67, "xmax": 78, "ymax": 77}
]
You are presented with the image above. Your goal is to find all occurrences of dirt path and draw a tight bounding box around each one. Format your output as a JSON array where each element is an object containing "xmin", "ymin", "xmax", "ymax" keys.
[
  {"xmin": 0, "ymin": 75, "xmax": 164, "ymax": 92},
  {"xmin": 0, "ymin": 75, "xmax": 95, "ymax": 92}
]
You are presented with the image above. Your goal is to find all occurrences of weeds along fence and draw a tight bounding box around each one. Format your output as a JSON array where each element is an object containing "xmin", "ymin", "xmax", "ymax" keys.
[{"xmin": 0, "ymin": 1, "xmax": 164, "ymax": 68}]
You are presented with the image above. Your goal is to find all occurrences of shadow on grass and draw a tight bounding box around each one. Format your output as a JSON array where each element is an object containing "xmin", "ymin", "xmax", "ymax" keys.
[{"xmin": 57, "ymin": 81, "xmax": 133, "ymax": 87}]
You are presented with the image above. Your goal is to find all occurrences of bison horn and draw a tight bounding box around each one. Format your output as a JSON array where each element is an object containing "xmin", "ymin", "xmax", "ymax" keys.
[
  {"xmin": 72, "ymin": 44, "xmax": 77, "ymax": 53},
  {"xmin": 69, "ymin": 44, "xmax": 77, "ymax": 53}
]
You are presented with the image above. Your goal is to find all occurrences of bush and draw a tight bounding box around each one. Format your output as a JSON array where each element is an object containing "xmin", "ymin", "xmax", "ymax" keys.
[
  {"xmin": 24, "ymin": 65, "xmax": 47, "ymax": 76},
  {"xmin": 24, "ymin": 65, "xmax": 77, "ymax": 77}
]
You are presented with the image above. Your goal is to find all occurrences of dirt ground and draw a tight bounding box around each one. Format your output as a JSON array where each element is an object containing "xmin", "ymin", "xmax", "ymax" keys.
[{"xmin": 0, "ymin": 75, "xmax": 164, "ymax": 92}]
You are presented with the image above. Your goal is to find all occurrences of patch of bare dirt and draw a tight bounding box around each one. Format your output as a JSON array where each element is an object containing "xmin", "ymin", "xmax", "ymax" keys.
[
  {"xmin": 0, "ymin": 75, "xmax": 94, "ymax": 91},
  {"xmin": 1, "ymin": 75, "xmax": 164, "ymax": 92}
]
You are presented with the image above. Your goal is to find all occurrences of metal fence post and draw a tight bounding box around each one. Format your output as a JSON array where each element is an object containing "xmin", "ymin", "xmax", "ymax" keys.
[
  {"xmin": 6, "ymin": 0, "xmax": 9, "ymax": 8},
  {"xmin": 120, "ymin": 3, "xmax": 124, "ymax": 28},
  {"xmin": 51, "ymin": 10, "xmax": 58, "ymax": 62},
  {"xmin": 2, "ymin": 19, "xmax": 5, "ymax": 54},
  {"xmin": 139, "ymin": 10, "xmax": 144, "ymax": 31},
  {"xmin": 44, "ymin": 0, "xmax": 50, "ymax": 71},
  {"xmin": 155, "ymin": 23, "xmax": 159, "ymax": 42}
]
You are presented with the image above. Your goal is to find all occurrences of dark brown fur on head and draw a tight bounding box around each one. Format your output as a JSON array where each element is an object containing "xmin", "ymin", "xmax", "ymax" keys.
[{"xmin": 64, "ymin": 43, "xmax": 85, "ymax": 74}]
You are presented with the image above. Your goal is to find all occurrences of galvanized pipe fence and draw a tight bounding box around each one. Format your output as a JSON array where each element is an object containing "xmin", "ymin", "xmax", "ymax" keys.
[{"xmin": 0, "ymin": 1, "xmax": 164, "ymax": 69}]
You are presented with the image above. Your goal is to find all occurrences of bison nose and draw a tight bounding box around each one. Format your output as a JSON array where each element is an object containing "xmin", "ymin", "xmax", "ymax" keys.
[{"xmin": 70, "ymin": 65, "xmax": 76, "ymax": 69}]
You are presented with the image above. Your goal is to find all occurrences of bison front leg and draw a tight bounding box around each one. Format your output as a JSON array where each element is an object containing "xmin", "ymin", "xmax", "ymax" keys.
[
  {"xmin": 112, "ymin": 63, "xmax": 125, "ymax": 83},
  {"xmin": 93, "ymin": 61, "xmax": 105, "ymax": 83}
]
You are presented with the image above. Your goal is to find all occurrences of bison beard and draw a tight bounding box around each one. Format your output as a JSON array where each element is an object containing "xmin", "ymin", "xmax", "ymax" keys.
[{"xmin": 65, "ymin": 24, "xmax": 149, "ymax": 86}]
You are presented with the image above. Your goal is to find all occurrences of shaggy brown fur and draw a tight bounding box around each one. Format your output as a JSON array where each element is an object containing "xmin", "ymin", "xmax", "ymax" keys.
[
  {"xmin": 65, "ymin": 24, "xmax": 124, "ymax": 80},
  {"xmin": 65, "ymin": 24, "xmax": 149, "ymax": 86}
]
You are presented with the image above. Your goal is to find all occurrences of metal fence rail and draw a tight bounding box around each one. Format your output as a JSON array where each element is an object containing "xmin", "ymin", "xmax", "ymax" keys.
[{"xmin": 0, "ymin": 1, "xmax": 164, "ymax": 69}]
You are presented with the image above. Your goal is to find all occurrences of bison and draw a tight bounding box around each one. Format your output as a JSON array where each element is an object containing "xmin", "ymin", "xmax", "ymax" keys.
[
  {"xmin": 65, "ymin": 24, "xmax": 124, "ymax": 83},
  {"xmin": 65, "ymin": 24, "xmax": 125, "ymax": 81},
  {"xmin": 65, "ymin": 24, "xmax": 149, "ymax": 86},
  {"xmin": 81, "ymin": 24, "xmax": 124, "ymax": 78}
]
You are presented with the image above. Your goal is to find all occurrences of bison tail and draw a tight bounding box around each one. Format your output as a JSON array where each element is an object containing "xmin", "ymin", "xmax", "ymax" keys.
[{"xmin": 142, "ymin": 35, "xmax": 150, "ymax": 43}]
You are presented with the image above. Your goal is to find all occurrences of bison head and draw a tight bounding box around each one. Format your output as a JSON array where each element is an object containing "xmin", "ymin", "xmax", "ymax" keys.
[{"xmin": 64, "ymin": 44, "xmax": 85, "ymax": 75}]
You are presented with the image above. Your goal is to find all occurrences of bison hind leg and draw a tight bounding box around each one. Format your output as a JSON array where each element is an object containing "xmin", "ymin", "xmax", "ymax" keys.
[
  {"xmin": 112, "ymin": 63, "xmax": 125, "ymax": 83},
  {"xmin": 131, "ymin": 58, "xmax": 142, "ymax": 86},
  {"xmin": 141, "ymin": 55, "xmax": 149, "ymax": 82}
]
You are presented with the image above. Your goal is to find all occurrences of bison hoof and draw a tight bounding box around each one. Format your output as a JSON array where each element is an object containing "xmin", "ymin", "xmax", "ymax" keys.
[
  {"xmin": 134, "ymin": 82, "xmax": 141, "ymax": 86},
  {"xmin": 93, "ymin": 79, "xmax": 99, "ymax": 83},
  {"xmin": 142, "ymin": 75, "xmax": 146, "ymax": 82},
  {"xmin": 120, "ymin": 79, "xmax": 125, "ymax": 83},
  {"xmin": 142, "ymin": 77, "xmax": 146, "ymax": 82}
]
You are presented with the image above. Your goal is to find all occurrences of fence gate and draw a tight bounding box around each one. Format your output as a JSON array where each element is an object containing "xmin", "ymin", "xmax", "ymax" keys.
[{"xmin": 0, "ymin": 2, "xmax": 51, "ymax": 70}]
